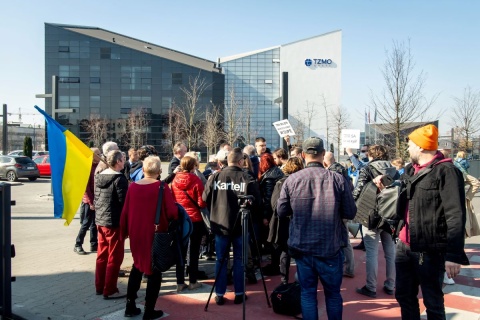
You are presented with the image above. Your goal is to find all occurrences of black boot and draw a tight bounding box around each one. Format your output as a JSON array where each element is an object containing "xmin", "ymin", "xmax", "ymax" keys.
[
  {"xmin": 143, "ymin": 308, "xmax": 164, "ymax": 319},
  {"xmin": 125, "ymin": 299, "xmax": 141, "ymax": 317}
]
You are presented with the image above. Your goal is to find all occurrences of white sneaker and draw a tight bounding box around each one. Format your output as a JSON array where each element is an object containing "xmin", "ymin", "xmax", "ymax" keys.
[{"xmin": 443, "ymin": 273, "xmax": 455, "ymax": 285}]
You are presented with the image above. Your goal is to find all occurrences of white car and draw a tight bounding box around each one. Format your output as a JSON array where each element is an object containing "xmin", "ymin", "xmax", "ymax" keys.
[{"xmin": 8, "ymin": 150, "xmax": 49, "ymax": 158}]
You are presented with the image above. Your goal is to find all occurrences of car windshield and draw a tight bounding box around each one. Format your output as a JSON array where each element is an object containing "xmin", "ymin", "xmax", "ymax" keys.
[{"xmin": 15, "ymin": 157, "xmax": 35, "ymax": 164}]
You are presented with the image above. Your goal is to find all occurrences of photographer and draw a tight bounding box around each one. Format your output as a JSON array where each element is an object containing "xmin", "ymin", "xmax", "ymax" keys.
[{"xmin": 202, "ymin": 147, "xmax": 261, "ymax": 306}]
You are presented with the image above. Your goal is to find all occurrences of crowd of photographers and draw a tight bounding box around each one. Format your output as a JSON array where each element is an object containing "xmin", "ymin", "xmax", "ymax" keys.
[{"xmin": 74, "ymin": 123, "xmax": 474, "ymax": 320}]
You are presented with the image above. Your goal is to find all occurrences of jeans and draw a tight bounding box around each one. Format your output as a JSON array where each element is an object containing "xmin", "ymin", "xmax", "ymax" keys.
[
  {"xmin": 363, "ymin": 228, "xmax": 395, "ymax": 292},
  {"xmin": 343, "ymin": 237, "xmax": 354, "ymax": 275},
  {"xmin": 395, "ymin": 241, "xmax": 446, "ymax": 320},
  {"xmin": 76, "ymin": 202, "xmax": 97, "ymax": 247},
  {"xmin": 295, "ymin": 250, "xmax": 344, "ymax": 320},
  {"xmin": 95, "ymin": 226, "xmax": 124, "ymax": 296},
  {"xmin": 176, "ymin": 222, "xmax": 204, "ymax": 284},
  {"xmin": 215, "ymin": 234, "xmax": 244, "ymax": 296}
]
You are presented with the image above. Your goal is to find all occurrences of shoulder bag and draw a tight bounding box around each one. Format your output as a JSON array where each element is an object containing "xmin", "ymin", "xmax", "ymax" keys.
[
  {"xmin": 182, "ymin": 190, "xmax": 211, "ymax": 233},
  {"xmin": 151, "ymin": 182, "xmax": 178, "ymax": 273}
]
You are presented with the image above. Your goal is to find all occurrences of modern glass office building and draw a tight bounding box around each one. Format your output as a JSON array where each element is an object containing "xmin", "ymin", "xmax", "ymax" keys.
[
  {"xmin": 219, "ymin": 31, "xmax": 342, "ymax": 149},
  {"xmin": 44, "ymin": 23, "xmax": 341, "ymax": 154},
  {"xmin": 44, "ymin": 23, "xmax": 224, "ymax": 155}
]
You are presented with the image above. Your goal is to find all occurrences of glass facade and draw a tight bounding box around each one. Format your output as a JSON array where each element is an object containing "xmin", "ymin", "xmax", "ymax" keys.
[
  {"xmin": 45, "ymin": 23, "xmax": 224, "ymax": 156},
  {"xmin": 220, "ymin": 48, "xmax": 281, "ymax": 149}
]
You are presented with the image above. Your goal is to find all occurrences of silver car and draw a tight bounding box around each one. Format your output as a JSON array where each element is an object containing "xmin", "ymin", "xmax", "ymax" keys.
[{"xmin": 0, "ymin": 156, "xmax": 40, "ymax": 182}]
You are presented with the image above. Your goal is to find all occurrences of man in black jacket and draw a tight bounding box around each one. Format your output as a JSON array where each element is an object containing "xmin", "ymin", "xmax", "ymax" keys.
[
  {"xmin": 374, "ymin": 124, "xmax": 469, "ymax": 319},
  {"xmin": 168, "ymin": 142, "xmax": 187, "ymax": 174},
  {"xmin": 202, "ymin": 148, "xmax": 261, "ymax": 306}
]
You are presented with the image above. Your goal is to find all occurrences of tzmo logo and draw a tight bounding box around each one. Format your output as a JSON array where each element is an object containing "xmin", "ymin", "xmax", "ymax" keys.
[
  {"xmin": 214, "ymin": 181, "xmax": 246, "ymax": 192},
  {"xmin": 305, "ymin": 58, "xmax": 333, "ymax": 68}
]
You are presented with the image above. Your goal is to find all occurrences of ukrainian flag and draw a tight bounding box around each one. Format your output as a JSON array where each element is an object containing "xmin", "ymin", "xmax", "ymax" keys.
[{"xmin": 35, "ymin": 106, "xmax": 93, "ymax": 226}]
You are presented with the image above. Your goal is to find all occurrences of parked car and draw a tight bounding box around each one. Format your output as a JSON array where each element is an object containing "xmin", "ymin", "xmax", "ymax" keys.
[
  {"xmin": 0, "ymin": 156, "xmax": 40, "ymax": 181},
  {"xmin": 33, "ymin": 155, "xmax": 51, "ymax": 176},
  {"xmin": 8, "ymin": 150, "xmax": 49, "ymax": 158}
]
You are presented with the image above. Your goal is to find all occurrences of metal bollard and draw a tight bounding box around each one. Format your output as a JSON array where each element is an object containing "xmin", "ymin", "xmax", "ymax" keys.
[{"xmin": 0, "ymin": 182, "xmax": 13, "ymax": 318}]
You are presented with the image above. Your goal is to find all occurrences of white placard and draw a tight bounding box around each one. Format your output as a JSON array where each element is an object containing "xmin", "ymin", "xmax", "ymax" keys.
[
  {"xmin": 341, "ymin": 129, "xmax": 361, "ymax": 149},
  {"xmin": 273, "ymin": 119, "xmax": 296, "ymax": 137}
]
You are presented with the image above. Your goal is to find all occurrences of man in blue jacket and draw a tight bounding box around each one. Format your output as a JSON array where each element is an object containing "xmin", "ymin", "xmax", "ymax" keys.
[{"xmin": 277, "ymin": 137, "xmax": 356, "ymax": 320}]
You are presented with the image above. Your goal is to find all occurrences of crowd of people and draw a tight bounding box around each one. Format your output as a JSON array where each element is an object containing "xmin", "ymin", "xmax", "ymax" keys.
[{"xmin": 71, "ymin": 123, "xmax": 478, "ymax": 320}]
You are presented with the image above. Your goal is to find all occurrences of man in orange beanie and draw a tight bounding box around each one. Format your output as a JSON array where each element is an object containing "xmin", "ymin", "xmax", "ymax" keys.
[{"xmin": 373, "ymin": 124, "xmax": 469, "ymax": 319}]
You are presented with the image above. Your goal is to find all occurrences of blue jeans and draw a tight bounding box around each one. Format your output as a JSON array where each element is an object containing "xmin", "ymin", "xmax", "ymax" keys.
[
  {"xmin": 395, "ymin": 241, "xmax": 445, "ymax": 320},
  {"xmin": 363, "ymin": 228, "xmax": 395, "ymax": 292},
  {"xmin": 295, "ymin": 250, "xmax": 344, "ymax": 320},
  {"xmin": 215, "ymin": 234, "xmax": 244, "ymax": 296}
]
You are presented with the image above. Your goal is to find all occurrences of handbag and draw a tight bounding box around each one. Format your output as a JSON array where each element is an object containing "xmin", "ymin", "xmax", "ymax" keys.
[
  {"xmin": 182, "ymin": 190, "xmax": 211, "ymax": 232},
  {"xmin": 151, "ymin": 182, "xmax": 178, "ymax": 273},
  {"xmin": 270, "ymin": 282, "xmax": 302, "ymax": 317}
]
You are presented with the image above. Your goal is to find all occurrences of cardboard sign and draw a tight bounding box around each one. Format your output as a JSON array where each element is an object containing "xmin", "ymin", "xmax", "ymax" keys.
[
  {"xmin": 341, "ymin": 129, "xmax": 361, "ymax": 149},
  {"xmin": 273, "ymin": 119, "xmax": 296, "ymax": 137}
]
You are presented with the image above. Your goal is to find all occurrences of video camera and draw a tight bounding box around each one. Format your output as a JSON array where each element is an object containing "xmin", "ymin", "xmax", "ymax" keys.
[{"xmin": 238, "ymin": 195, "xmax": 255, "ymax": 207}]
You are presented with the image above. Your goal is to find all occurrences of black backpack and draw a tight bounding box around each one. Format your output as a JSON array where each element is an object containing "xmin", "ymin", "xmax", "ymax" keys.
[{"xmin": 270, "ymin": 282, "xmax": 302, "ymax": 317}]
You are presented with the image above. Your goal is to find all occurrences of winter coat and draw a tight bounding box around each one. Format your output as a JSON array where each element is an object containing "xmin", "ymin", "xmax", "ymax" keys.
[
  {"xmin": 168, "ymin": 156, "xmax": 180, "ymax": 174},
  {"xmin": 267, "ymin": 175, "xmax": 289, "ymax": 247},
  {"xmin": 465, "ymin": 173, "xmax": 480, "ymax": 238},
  {"xmin": 259, "ymin": 166, "xmax": 284, "ymax": 220},
  {"xmin": 398, "ymin": 158, "xmax": 469, "ymax": 265},
  {"xmin": 95, "ymin": 169, "xmax": 129, "ymax": 228},
  {"xmin": 352, "ymin": 159, "xmax": 398, "ymax": 227},
  {"xmin": 172, "ymin": 172, "xmax": 207, "ymax": 223}
]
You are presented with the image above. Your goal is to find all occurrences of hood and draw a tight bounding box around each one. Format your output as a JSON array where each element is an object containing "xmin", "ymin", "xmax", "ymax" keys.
[
  {"xmin": 96, "ymin": 171, "xmax": 121, "ymax": 188},
  {"xmin": 328, "ymin": 162, "xmax": 347, "ymax": 176},
  {"xmin": 173, "ymin": 172, "xmax": 196, "ymax": 191},
  {"xmin": 261, "ymin": 166, "xmax": 284, "ymax": 181},
  {"xmin": 369, "ymin": 160, "xmax": 398, "ymax": 179}
]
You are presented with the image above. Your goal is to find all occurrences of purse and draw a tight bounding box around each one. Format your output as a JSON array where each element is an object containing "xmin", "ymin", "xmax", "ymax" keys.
[
  {"xmin": 151, "ymin": 182, "xmax": 178, "ymax": 273},
  {"xmin": 182, "ymin": 190, "xmax": 211, "ymax": 232}
]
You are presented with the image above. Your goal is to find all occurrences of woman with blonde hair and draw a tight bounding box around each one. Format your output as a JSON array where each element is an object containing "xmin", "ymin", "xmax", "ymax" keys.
[{"xmin": 120, "ymin": 156, "xmax": 178, "ymax": 318}]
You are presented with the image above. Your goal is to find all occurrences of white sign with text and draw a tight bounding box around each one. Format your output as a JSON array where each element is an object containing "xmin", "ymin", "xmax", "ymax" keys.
[
  {"xmin": 273, "ymin": 119, "xmax": 296, "ymax": 137},
  {"xmin": 341, "ymin": 129, "xmax": 361, "ymax": 149}
]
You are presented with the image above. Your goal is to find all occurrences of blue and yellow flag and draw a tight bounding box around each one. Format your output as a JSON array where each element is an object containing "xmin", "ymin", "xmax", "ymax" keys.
[{"xmin": 35, "ymin": 106, "xmax": 93, "ymax": 226}]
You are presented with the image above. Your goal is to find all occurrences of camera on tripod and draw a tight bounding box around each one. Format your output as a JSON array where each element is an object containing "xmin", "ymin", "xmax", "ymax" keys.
[{"xmin": 238, "ymin": 195, "xmax": 255, "ymax": 207}]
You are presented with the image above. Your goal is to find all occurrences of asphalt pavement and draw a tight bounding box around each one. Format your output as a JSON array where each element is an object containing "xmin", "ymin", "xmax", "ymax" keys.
[{"xmin": 6, "ymin": 169, "xmax": 480, "ymax": 319}]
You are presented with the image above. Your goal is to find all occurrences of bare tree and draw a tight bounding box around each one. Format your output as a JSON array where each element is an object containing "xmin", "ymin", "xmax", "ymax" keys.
[
  {"xmin": 304, "ymin": 100, "xmax": 319, "ymax": 138},
  {"xmin": 223, "ymin": 86, "xmax": 242, "ymax": 146},
  {"xmin": 291, "ymin": 110, "xmax": 306, "ymax": 146},
  {"xmin": 178, "ymin": 73, "xmax": 211, "ymax": 150},
  {"xmin": 122, "ymin": 108, "xmax": 149, "ymax": 149},
  {"xmin": 82, "ymin": 115, "xmax": 108, "ymax": 148},
  {"xmin": 166, "ymin": 103, "xmax": 186, "ymax": 151},
  {"xmin": 320, "ymin": 94, "xmax": 332, "ymax": 146},
  {"xmin": 331, "ymin": 106, "xmax": 351, "ymax": 161},
  {"xmin": 370, "ymin": 40, "xmax": 438, "ymax": 157},
  {"xmin": 203, "ymin": 104, "xmax": 224, "ymax": 156},
  {"xmin": 451, "ymin": 86, "xmax": 480, "ymax": 152}
]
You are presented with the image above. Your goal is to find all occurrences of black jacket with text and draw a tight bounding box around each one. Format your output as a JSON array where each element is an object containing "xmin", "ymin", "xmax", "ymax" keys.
[{"xmin": 202, "ymin": 166, "xmax": 261, "ymax": 237}]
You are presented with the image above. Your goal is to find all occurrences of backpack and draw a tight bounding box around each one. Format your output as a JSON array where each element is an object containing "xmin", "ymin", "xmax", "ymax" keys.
[
  {"xmin": 175, "ymin": 203, "xmax": 193, "ymax": 266},
  {"xmin": 130, "ymin": 167, "xmax": 144, "ymax": 182},
  {"xmin": 270, "ymin": 282, "xmax": 302, "ymax": 317}
]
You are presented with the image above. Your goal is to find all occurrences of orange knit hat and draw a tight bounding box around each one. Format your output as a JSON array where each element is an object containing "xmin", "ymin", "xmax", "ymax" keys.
[{"xmin": 408, "ymin": 124, "xmax": 438, "ymax": 151}]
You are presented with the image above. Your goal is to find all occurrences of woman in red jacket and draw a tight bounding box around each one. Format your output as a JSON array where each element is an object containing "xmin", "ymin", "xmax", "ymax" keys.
[{"xmin": 171, "ymin": 156, "xmax": 208, "ymax": 292}]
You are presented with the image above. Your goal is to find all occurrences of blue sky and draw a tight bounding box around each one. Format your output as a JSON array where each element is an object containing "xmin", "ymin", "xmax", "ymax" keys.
[{"xmin": 1, "ymin": 0, "xmax": 479, "ymax": 135}]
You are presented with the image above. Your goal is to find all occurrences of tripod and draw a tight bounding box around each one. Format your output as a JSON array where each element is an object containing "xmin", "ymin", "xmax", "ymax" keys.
[{"xmin": 204, "ymin": 195, "xmax": 271, "ymax": 319}]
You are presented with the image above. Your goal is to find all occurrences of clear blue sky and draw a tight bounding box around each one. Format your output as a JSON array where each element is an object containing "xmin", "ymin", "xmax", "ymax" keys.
[{"xmin": 1, "ymin": 0, "xmax": 479, "ymax": 135}]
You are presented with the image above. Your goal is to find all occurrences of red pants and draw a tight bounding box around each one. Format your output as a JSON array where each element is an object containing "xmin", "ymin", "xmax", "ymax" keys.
[{"xmin": 95, "ymin": 226, "xmax": 124, "ymax": 296}]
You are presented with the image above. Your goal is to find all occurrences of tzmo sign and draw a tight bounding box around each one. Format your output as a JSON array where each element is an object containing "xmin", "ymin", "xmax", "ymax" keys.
[{"xmin": 305, "ymin": 58, "xmax": 334, "ymax": 68}]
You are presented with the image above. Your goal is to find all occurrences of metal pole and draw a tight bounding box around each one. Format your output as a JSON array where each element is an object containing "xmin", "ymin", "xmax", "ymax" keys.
[
  {"xmin": 2, "ymin": 104, "xmax": 7, "ymax": 155},
  {"xmin": 0, "ymin": 183, "xmax": 12, "ymax": 318}
]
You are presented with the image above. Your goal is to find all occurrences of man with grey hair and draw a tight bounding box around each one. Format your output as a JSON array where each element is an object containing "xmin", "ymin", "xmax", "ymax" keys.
[
  {"xmin": 277, "ymin": 137, "xmax": 356, "ymax": 319},
  {"xmin": 168, "ymin": 142, "xmax": 187, "ymax": 174},
  {"xmin": 95, "ymin": 141, "xmax": 119, "ymax": 175}
]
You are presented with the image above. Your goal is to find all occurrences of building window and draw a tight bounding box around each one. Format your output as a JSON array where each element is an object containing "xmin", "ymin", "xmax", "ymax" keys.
[
  {"xmin": 58, "ymin": 46, "xmax": 70, "ymax": 52},
  {"xmin": 59, "ymin": 77, "xmax": 80, "ymax": 83},
  {"xmin": 172, "ymin": 73, "xmax": 182, "ymax": 85},
  {"xmin": 90, "ymin": 77, "xmax": 101, "ymax": 83},
  {"xmin": 100, "ymin": 47, "xmax": 111, "ymax": 59}
]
